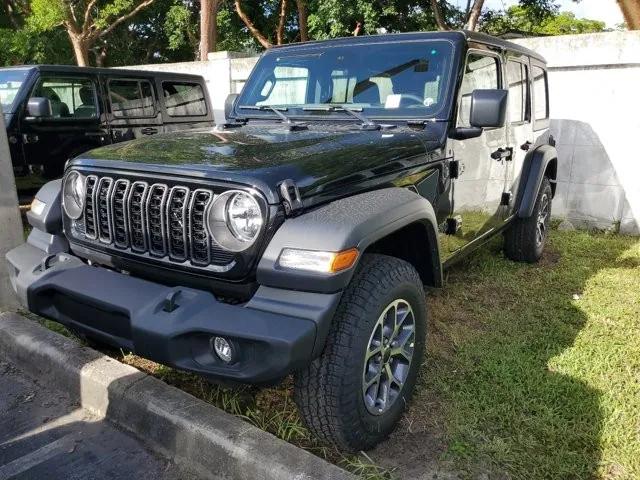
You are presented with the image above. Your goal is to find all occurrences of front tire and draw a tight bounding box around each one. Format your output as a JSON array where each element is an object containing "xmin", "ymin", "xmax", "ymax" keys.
[
  {"xmin": 294, "ymin": 254, "xmax": 427, "ymax": 451},
  {"xmin": 504, "ymin": 177, "xmax": 553, "ymax": 263}
]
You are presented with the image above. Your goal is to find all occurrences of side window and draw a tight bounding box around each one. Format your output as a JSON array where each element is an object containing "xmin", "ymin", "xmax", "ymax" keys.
[
  {"xmin": 32, "ymin": 76, "xmax": 97, "ymax": 119},
  {"xmin": 162, "ymin": 81, "xmax": 207, "ymax": 117},
  {"xmin": 532, "ymin": 65, "xmax": 549, "ymax": 122},
  {"xmin": 257, "ymin": 66, "xmax": 308, "ymax": 106},
  {"xmin": 457, "ymin": 53, "xmax": 500, "ymax": 127},
  {"xmin": 506, "ymin": 60, "xmax": 529, "ymax": 123},
  {"xmin": 109, "ymin": 79, "xmax": 156, "ymax": 118}
]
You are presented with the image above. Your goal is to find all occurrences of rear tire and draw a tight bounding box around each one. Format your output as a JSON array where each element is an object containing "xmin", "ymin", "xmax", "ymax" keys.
[
  {"xmin": 504, "ymin": 177, "xmax": 552, "ymax": 263},
  {"xmin": 294, "ymin": 254, "xmax": 427, "ymax": 451}
]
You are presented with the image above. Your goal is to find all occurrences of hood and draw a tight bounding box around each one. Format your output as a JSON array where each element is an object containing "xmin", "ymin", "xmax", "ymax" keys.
[{"xmin": 74, "ymin": 123, "xmax": 447, "ymax": 204}]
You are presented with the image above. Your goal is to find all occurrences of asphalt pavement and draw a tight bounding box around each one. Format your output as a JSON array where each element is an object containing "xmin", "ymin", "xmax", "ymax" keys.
[{"xmin": 0, "ymin": 359, "xmax": 196, "ymax": 480}]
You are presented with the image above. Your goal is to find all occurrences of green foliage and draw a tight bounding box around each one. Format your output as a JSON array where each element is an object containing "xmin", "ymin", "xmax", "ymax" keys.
[
  {"xmin": 483, "ymin": 5, "xmax": 606, "ymax": 36},
  {"xmin": 28, "ymin": 0, "xmax": 66, "ymax": 31},
  {"xmin": 0, "ymin": 26, "xmax": 72, "ymax": 66},
  {"xmin": 165, "ymin": 2, "xmax": 196, "ymax": 51}
]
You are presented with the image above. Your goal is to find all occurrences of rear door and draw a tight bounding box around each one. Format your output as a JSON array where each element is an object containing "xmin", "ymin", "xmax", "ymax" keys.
[
  {"xmin": 504, "ymin": 54, "xmax": 534, "ymax": 214},
  {"xmin": 21, "ymin": 71, "xmax": 108, "ymax": 177},
  {"xmin": 105, "ymin": 75, "xmax": 162, "ymax": 142},
  {"xmin": 157, "ymin": 77, "xmax": 213, "ymax": 133}
]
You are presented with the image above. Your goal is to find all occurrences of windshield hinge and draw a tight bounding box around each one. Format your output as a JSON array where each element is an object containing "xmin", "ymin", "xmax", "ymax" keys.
[{"xmin": 279, "ymin": 179, "xmax": 303, "ymax": 216}]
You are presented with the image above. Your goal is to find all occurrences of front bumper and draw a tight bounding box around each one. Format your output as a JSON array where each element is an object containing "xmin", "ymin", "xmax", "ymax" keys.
[{"xmin": 6, "ymin": 243, "xmax": 341, "ymax": 383}]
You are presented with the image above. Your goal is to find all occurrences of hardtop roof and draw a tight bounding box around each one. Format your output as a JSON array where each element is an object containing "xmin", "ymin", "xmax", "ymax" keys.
[
  {"xmin": 269, "ymin": 30, "xmax": 546, "ymax": 64},
  {"xmin": 0, "ymin": 64, "xmax": 207, "ymax": 80}
]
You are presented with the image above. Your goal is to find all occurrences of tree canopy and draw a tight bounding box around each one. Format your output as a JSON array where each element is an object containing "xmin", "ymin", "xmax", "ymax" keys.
[{"xmin": 0, "ymin": 0, "xmax": 623, "ymax": 68}]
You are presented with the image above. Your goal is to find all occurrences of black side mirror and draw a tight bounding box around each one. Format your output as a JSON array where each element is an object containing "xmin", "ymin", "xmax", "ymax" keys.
[
  {"xmin": 26, "ymin": 97, "xmax": 52, "ymax": 119},
  {"xmin": 225, "ymin": 93, "xmax": 239, "ymax": 120},
  {"xmin": 469, "ymin": 89, "xmax": 508, "ymax": 128}
]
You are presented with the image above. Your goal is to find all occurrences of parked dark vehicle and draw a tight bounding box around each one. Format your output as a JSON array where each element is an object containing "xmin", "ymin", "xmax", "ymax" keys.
[
  {"xmin": 6, "ymin": 31, "xmax": 557, "ymax": 451},
  {"xmin": 0, "ymin": 65, "xmax": 213, "ymax": 181}
]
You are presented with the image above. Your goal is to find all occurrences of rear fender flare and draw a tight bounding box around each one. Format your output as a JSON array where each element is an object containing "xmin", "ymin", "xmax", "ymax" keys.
[{"xmin": 516, "ymin": 144, "xmax": 558, "ymax": 218}]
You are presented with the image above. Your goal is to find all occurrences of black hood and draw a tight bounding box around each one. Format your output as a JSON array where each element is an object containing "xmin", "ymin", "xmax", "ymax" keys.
[{"xmin": 73, "ymin": 122, "xmax": 447, "ymax": 205}]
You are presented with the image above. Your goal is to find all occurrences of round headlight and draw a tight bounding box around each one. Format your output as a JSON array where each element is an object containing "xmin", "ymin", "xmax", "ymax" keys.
[
  {"xmin": 62, "ymin": 171, "xmax": 86, "ymax": 220},
  {"xmin": 226, "ymin": 192, "xmax": 263, "ymax": 242},
  {"xmin": 207, "ymin": 190, "xmax": 264, "ymax": 252}
]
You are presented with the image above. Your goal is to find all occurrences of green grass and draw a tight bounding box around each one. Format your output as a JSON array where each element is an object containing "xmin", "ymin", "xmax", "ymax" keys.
[
  {"xmin": 28, "ymin": 229, "xmax": 640, "ymax": 479},
  {"xmin": 416, "ymin": 230, "xmax": 640, "ymax": 479}
]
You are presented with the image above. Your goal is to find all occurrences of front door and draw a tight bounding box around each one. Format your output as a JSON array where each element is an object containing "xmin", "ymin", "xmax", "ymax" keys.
[
  {"xmin": 441, "ymin": 50, "xmax": 510, "ymax": 260},
  {"xmin": 21, "ymin": 73, "xmax": 108, "ymax": 178}
]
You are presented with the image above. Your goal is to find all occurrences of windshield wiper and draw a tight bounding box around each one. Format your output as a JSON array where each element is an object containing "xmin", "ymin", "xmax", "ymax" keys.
[
  {"xmin": 238, "ymin": 105, "xmax": 308, "ymax": 131},
  {"xmin": 303, "ymin": 105, "xmax": 388, "ymax": 131}
]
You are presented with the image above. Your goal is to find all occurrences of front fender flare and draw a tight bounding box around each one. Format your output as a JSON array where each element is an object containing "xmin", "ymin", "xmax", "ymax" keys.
[
  {"xmin": 257, "ymin": 188, "xmax": 442, "ymax": 293},
  {"xmin": 516, "ymin": 144, "xmax": 558, "ymax": 218}
]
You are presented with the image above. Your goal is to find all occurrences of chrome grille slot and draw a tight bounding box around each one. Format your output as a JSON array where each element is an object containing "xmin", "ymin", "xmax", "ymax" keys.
[
  {"xmin": 167, "ymin": 186, "xmax": 190, "ymax": 261},
  {"xmin": 84, "ymin": 175, "xmax": 98, "ymax": 240},
  {"xmin": 111, "ymin": 179, "xmax": 130, "ymax": 248},
  {"xmin": 127, "ymin": 181, "xmax": 149, "ymax": 252},
  {"xmin": 189, "ymin": 189, "xmax": 213, "ymax": 265},
  {"xmin": 146, "ymin": 184, "xmax": 168, "ymax": 256},
  {"xmin": 96, "ymin": 177, "xmax": 114, "ymax": 243}
]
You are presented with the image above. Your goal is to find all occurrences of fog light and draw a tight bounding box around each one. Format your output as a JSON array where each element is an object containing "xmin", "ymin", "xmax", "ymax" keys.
[{"xmin": 212, "ymin": 336, "xmax": 234, "ymax": 363}]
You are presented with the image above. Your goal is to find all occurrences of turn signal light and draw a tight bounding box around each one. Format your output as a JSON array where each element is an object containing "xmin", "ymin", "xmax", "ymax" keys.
[{"xmin": 278, "ymin": 248, "xmax": 359, "ymax": 273}]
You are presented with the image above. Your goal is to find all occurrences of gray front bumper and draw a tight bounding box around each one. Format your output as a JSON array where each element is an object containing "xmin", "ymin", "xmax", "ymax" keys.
[{"xmin": 5, "ymin": 243, "xmax": 342, "ymax": 383}]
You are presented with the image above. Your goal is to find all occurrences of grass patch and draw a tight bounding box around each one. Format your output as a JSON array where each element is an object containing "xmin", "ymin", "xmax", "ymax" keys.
[
  {"xmin": 415, "ymin": 230, "xmax": 640, "ymax": 479},
  {"xmin": 30, "ymin": 230, "xmax": 639, "ymax": 479}
]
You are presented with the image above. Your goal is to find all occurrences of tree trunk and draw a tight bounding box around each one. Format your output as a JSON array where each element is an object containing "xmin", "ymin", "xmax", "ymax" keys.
[
  {"xmin": 276, "ymin": 0, "xmax": 288, "ymax": 45},
  {"xmin": 200, "ymin": 0, "xmax": 213, "ymax": 60},
  {"xmin": 617, "ymin": 0, "xmax": 640, "ymax": 29},
  {"xmin": 295, "ymin": 0, "xmax": 308, "ymax": 41},
  {"xmin": 466, "ymin": 0, "xmax": 484, "ymax": 31},
  {"xmin": 430, "ymin": 0, "xmax": 449, "ymax": 31},
  {"xmin": 234, "ymin": 0, "xmax": 272, "ymax": 48},
  {"xmin": 68, "ymin": 33, "xmax": 90, "ymax": 66}
]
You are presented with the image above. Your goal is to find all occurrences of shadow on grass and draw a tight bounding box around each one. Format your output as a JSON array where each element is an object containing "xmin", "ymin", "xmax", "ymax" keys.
[{"xmin": 371, "ymin": 231, "xmax": 638, "ymax": 479}]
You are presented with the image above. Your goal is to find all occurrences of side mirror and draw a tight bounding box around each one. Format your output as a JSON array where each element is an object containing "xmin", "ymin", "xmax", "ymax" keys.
[
  {"xmin": 26, "ymin": 97, "xmax": 52, "ymax": 119},
  {"xmin": 225, "ymin": 93, "xmax": 239, "ymax": 121},
  {"xmin": 469, "ymin": 89, "xmax": 508, "ymax": 128}
]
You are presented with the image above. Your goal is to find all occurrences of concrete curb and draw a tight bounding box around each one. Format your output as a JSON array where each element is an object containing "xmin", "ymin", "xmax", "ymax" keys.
[{"xmin": 0, "ymin": 312, "xmax": 354, "ymax": 480}]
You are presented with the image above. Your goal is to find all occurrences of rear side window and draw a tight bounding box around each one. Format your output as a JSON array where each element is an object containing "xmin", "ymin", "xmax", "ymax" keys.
[
  {"xmin": 457, "ymin": 53, "xmax": 500, "ymax": 127},
  {"xmin": 532, "ymin": 65, "xmax": 549, "ymax": 121},
  {"xmin": 109, "ymin": 79, "xmax": 155, "ymax": 118},
  {"xmin": 32, "ymin": 76, "xmax": 98, "ymax": 119},
  {"xmin": 163, "ymin": 81, "xmax": 207, "ymax": 117},
  {"xmin": 506, "ymin": 60, "xmax": 529, "ymax": 123}
]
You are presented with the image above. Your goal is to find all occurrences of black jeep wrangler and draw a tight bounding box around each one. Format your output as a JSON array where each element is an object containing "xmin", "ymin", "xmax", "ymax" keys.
[{"xmin": 6, "ymin": 31, "xmax": 557, "ymax": 451}]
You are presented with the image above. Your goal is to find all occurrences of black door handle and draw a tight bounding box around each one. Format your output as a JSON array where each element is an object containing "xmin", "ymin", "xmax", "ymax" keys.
[
  {"xmin": 141, "ymin": 127, "xmax": 158, "ymax": 135},
  {"xmin": 491, "ymin": 147, "xmax": 513, "ymax": 161},
  {"xmin": 521, "ymin": 141, "xmax": 532, "ymax": 151}
]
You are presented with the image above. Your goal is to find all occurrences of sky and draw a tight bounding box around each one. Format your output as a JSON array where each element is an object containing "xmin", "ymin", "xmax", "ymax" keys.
[{"xmin": 451, "ymin": 0, "xmax": 625, "ymax": 28}]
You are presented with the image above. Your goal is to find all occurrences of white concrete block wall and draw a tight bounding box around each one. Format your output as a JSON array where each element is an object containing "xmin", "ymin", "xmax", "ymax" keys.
[
  {"xmin": 515, "ymin": 32, "xmax": 640, "ymax": 234},
  {"xmin": 122, "ymin": 31, "xmax": 639, "ymax": 235}
]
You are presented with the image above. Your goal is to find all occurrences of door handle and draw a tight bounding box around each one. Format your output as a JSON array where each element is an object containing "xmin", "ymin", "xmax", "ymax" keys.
[
  {"xmin": 491, "ymin": 147, "xmax": 513, "ymax": 161},
  {"xmin": 22, "ymin": 133, "xmax": 39, "ymax": 144},
  {"xmin": 141, "ymin": 127, "xmax": 158, "ymax": 135},
  {"xmin": 520, "ymin": 141, "xmax": 532, "ymax": 151}
]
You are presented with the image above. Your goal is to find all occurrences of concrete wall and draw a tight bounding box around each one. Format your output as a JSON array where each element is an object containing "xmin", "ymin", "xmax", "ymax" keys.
[
  {"xmin": 0, "ymin": 105, "xmax": 24, "ymax": 309},
  {"xmin": 123, "ymin": 31, "xmax": 639, "ymax": 234},
  {"xmin": 514, "ymin": 31, "xmax": 640, "ymax": 234}
]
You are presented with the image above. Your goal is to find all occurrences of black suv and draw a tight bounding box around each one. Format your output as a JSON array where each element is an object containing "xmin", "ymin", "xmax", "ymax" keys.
[
  {"xmin": 0, "ymin": 65, "xmax": 213, "ymax": 181},
  {"xmin": 6, "ymin": 31, "xmax": 557, "ymax": 451}
]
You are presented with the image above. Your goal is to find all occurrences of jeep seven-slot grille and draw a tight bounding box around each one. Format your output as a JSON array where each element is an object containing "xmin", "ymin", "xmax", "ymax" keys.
[{"xmin": 79, "ymin": 175, "xmax": 234, "ymax": 267}]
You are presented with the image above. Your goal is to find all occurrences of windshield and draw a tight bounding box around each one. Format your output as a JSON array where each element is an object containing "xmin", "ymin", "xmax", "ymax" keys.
[
  {"xmin": 0, "ymin": 69, "xmax": 31, "ymax": 113},
  {"xmin": 237, "ymin": 40, "xmax": 454, "ymax": 120}
]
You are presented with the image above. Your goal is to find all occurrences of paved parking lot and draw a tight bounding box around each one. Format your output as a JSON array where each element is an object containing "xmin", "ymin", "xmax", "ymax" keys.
[{"xmin": 0, "ymin": 360, "xmax": 195, "ymax": 480}]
